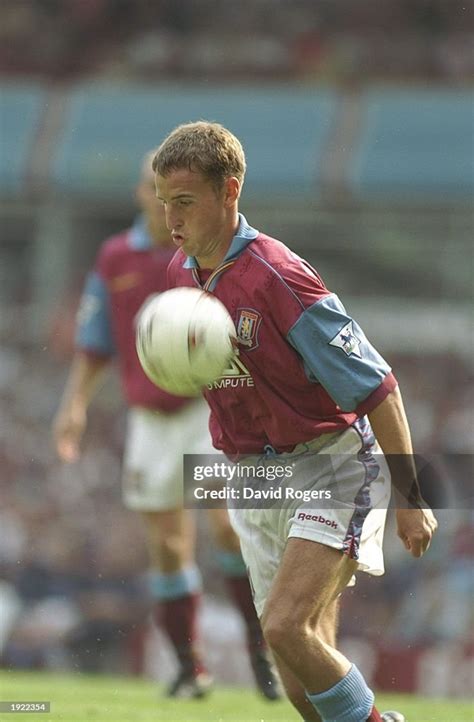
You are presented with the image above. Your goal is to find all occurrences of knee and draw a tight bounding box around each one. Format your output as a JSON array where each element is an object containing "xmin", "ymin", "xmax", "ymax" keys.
[
  {"xmin": 148, "ymin": 533, "xmax": 189, "ymax": 571},
  {"xmin": 261, "ymin": 608, "xmax": 307, "ymax": 657},
  {"xmin": 262, "ymin": 619, "xmax": 288, "ymax": 658},
  {"xmin": 261, "ymin": 599, "xmax": 326, "ymax": 660},
  {"xmin": 142, "ymin": 511, "xmax": 194, "ymax": 571}
]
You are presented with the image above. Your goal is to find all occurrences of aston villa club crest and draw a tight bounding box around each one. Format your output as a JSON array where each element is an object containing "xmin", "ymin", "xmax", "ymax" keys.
[
  {"xmin": 236, "ymin": 308, "xmax": 262, "ymax": 349},
  {"xmin": 329, "ymin": 321, "xmax": 362, "ymax": 358}
]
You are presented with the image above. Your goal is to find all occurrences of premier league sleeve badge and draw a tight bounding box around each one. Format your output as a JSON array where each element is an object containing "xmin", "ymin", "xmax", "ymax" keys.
[{"xmin": 329, "ymin": 320, "xmax": 362, "ymax": 358}]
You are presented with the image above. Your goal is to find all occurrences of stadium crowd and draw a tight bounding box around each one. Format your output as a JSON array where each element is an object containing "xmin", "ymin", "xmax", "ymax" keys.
[{"xmin": 0, "ymin": 0, "xmax": 472, "ymax": 83}]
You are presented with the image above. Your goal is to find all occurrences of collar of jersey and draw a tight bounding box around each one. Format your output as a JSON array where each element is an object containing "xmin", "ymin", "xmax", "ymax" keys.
[
  {"xmin": 128, "ymin": 215, "xmax": 152, "ymax": 251},
  {"xmin": 182, "ymin": 213, "xmax": 258, "ymax": 270}
]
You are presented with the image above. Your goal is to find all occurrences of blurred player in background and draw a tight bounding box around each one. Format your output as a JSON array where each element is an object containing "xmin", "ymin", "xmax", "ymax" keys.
[
  {"xmin": 153, "ymin": 122, "xmax": 438, "ymax": 722},
  {"xmin": 52, "ymin": 151, "xmax": 280, "ymax": 700}
]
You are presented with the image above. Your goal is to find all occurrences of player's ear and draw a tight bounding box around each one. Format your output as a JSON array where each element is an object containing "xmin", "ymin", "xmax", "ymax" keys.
[{"xmin": 223, "ymin": 176, "xmax": 241, "ymax": 206}]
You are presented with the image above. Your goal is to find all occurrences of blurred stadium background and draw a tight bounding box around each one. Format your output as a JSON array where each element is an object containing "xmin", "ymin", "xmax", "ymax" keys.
[{"xmin": 0, "ymin": 0, "xmax": 473, "ymax": 704}]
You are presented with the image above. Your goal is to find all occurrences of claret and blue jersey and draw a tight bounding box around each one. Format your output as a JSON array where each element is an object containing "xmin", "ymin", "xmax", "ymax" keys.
[
  {"xmin": 168, "ymin": 214, "xmax": 397, "ymax": 456},
  {"xmin": 75, "ymin": 216, "xmax": 189, "ymax": 413}
]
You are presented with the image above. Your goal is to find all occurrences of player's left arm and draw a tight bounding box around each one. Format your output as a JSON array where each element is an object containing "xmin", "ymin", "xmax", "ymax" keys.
[
  {"xmin": 368, "ymin": 386, "xmax": 438, "ymax": 558},
  {"xmin": 279, "ymin": 268, "xmax": 438, "ymax": 557}
]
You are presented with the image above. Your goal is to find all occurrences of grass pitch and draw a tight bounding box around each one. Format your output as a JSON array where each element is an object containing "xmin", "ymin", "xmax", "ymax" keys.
[{"xmin": 0, "ymin": 671, "xmax": 472, "ymax": 722}]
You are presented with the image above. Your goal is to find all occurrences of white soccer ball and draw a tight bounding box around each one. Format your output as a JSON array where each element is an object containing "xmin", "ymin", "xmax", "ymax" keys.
[{"xmin": 136, "ymin": 287, "xmax": 237, "ymax": 396}]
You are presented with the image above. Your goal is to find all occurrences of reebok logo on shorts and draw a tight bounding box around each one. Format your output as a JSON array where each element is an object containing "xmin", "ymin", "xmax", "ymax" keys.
[{"xmin": 297, "ymin": 512, "xmax": 338, "ymax": 529}]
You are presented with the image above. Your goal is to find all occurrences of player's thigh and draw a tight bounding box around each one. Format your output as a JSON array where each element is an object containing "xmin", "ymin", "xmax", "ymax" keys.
[
  {"xmin": 206, "ymin": 507, "xmax": 241, "ymax": 552},
  {"xmin": 262, "ymin": 538, "xmax": 357, "ymax": 631},
  {"xmin": 141, "ymin": 508, "xmax": 196, "ymax": 571}
]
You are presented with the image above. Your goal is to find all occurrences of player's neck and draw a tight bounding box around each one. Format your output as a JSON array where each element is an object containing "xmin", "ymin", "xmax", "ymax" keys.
[{"xmin": 196, "ymin": 247, "xmax": 228, "ymax": 270}]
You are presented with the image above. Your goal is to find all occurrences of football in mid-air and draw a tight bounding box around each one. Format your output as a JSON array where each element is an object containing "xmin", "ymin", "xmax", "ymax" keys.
[{"xmin": 136, "ymin": 287, "xmax": 236, "ymax": 396}]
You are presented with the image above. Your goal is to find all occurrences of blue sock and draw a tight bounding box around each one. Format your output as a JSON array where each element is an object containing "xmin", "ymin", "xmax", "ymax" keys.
[
  {"xmin": 215, "ymin": 549, "xmax": 247, "ymax": 577},
  {"xmin": 148, "ymin": 565, "xmax": 202, "ymax": 600},
  {"xmin": 306, "ymin": 664, "xmax": 374, "ymax": 722}
]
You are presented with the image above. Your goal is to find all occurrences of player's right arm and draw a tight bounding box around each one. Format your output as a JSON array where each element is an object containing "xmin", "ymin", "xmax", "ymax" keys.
[
  {"xmin": 53, "ymin": 266, "xmax": 115, "ymax": 462},
  {"xmin": 53, "ymin": 353, "xmax": 109, "ymax": 462}
]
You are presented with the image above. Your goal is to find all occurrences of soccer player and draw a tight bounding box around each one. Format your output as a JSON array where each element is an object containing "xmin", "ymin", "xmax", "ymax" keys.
[
  {"xmin": 52, "ymin": 151, "xmax": 280, "ymax": 700},
  {"xmin": 153, "ymin": 122, "xmax": 438, "ymax": 722}
]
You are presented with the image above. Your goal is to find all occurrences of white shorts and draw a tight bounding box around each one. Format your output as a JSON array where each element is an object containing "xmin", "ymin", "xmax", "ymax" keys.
[
  {"xmin": 228, "ymin": 425, "xmax": 391, "ymax": 617},
  {"xmin": 122, "ymin": 401, "xmax": 216, "ymax": 511}
]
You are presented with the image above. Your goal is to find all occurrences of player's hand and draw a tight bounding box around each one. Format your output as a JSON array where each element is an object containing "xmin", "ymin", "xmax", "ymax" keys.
[
  {"xmin": 396, "ymin": 507, "xmax": 438, "ymax": 558},
  {"xmin": 52, "ymin": 405, "xmax": 86, "ymax": 463}
]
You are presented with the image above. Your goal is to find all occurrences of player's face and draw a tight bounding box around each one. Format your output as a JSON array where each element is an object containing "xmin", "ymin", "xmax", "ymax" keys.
[{"xmin": 155, "ymin": 168, "xmax": 239, "ymax": 268}]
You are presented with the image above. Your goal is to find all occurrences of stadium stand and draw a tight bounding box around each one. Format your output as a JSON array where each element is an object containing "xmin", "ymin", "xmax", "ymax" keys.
[
  {"xmin": 1, "ymin": 84, "xmax": 473, "ymax": 199},
  {"xmin": 350, "ymin": 89, "xmax": 474, "ymax": 198},
  {"xmin": 51, "ymin": 85, "xmax": 337, "ymax": 197},
  {"xmin": 0, "ymin": 84, "xmax": 45, "ymax": 194}
]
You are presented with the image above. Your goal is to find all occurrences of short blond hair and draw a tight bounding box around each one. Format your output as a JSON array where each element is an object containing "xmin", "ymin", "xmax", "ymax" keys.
[{"xmin": 152, "ymin": 121, "xmax": 246, "ymax": 192}]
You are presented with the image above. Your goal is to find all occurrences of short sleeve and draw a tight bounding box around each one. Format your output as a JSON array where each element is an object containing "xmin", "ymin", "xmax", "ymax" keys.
[
  {"xmin": 75, "ymin": 271, "xmax": 115, "ymax": 356},
  {"xmin": 287, "ymin": 293, "xmax": 392, "ymax": 411}
]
